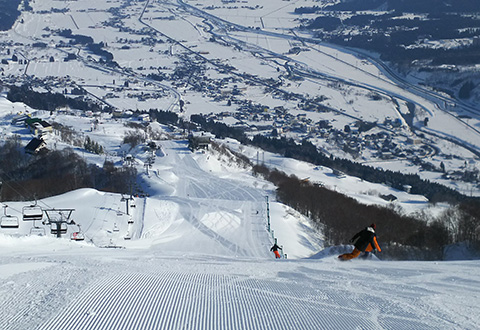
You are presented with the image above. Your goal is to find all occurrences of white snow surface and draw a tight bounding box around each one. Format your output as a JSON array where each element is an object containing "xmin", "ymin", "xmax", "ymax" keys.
[{"xmin": 0, "ymin": 138, "xmax": 479, "ymax": 329}]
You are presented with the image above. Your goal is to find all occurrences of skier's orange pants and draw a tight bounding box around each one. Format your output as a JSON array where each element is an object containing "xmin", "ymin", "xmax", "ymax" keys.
[
  {"xmin": 339, "ymin": 248, "xmax": 361, "ymax": 260},
  {"xmin": 274, "ymin": 251, "xmax": 281, "ymax": 258}
]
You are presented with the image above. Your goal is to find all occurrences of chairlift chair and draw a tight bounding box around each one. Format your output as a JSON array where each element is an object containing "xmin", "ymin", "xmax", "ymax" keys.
[
  {"xmin": 124, "ymin": 231, "xmax": 131, "ymax": 240},
  {"xmin": 71, "ymin": 224, "xmax": 85, "ymax": 241},
  {"xmin": 113, "ymin": 223, "xmax": 120, "ymax": 232},
  {"xmin": 128, "ymin": 217, "xmax": 134, "ymax": 224},
  {"xmin": 71, "ymin": 231, "xmax": 85, "ymax": 241},
  {"xmin": 1, "ymin": 215, "xmax": 19, "ymax": 228},
  {"xmin": 1, "ymin": 205, "xmax": 19, "ymax": 228},
  {"xmin": 23, "ymin": 205, "xmax": 43, "ymax": 222},
  {"xmin": 30, "ymin": 225, "xmax": 46, "ymax": 236}
]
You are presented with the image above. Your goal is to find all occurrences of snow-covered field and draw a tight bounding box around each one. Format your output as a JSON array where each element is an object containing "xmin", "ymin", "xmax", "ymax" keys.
[{"xmin": 0, "ymin": 98, "xmax": 479, "ymax": 329}]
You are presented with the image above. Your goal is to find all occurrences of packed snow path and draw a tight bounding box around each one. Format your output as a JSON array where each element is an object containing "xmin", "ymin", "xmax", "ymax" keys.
[
  {"xmin": 141, "ymin": 140, "xmax": 273, "ymax": 258},
  {"xmin": 0, "ymin": 251, "xmax": 478, "ymax": 330}
]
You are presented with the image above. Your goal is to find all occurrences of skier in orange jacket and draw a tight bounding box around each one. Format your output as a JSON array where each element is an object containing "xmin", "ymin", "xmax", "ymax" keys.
[{"xmin": 338, "ymin": 224, "xmax": 381, "ymax": 261}]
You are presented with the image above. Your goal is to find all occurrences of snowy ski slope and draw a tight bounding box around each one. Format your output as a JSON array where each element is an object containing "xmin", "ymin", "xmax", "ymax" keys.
[{"xmin": 0, "ymin": 139, "xmax": 479, "ymax": 330}]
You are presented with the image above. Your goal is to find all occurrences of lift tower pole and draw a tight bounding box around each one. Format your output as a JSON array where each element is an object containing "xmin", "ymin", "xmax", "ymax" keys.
[{"xmin": 265, "ymin": 196, "xmax": 270, "ymax": 232}]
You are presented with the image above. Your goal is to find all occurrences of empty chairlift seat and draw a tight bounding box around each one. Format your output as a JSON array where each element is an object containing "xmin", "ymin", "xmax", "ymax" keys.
[
  {"xmin": 23, "ymin": 205, "xmax": 43, "ymax": 222},
  {"xmin": 50, "ymin": 222, "xmax": 68, "ymax": 235},
  {"xmin": 30, "ymin": 226, "xmax": 46, "ymax": 236},
  {"xmin": 1, "ymin": 215, "xmax": 19, "ymax": 228},
  {"xmin": 1, "ymin": 205, "xmax": 19, "ymax": 228}
]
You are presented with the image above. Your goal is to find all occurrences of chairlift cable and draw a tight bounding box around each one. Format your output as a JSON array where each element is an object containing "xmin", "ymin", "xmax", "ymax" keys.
[
  {"xmin": 0, "ymin": 201, "xmax": 22, "ymax": 215},
  {"xmin": 0, "ymin": 173, "xmax": 54, "ymax": 209},
  {"xmin": 0, "ymin": 174, "xmax": 31, "ymax": 202}
]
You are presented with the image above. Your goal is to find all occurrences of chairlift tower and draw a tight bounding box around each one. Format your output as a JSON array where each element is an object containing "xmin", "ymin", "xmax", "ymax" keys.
[
  {"xmin": 43, "ymin": 208, "xmax": 75, "ymax": 238},
  {"xmin": 265, "ymin": 196, "xmax": 270, "ymax": 232}
]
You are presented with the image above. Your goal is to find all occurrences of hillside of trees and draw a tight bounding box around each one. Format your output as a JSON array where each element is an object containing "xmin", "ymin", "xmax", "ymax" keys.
[
  {"xmin": 298, "ymin": 0, "xmax": 480, "ymax": 68},
  {"xmin": 0, "ymin": 0, "xmax": 22, "ymax": 31},
  {"xmin": 0, "ymin": 136, "xmax": 135, "ymax": 201},
  {"xmin": 323, "ymin": 0, "xmax": 480, "ymax": 13},
  {"xmin": 7, "ymin": 84, "xmax": 111, "ymax": 112},
  {"xmin": 56, "ymin": 29, "xmax": 116, "ymax": 64}
]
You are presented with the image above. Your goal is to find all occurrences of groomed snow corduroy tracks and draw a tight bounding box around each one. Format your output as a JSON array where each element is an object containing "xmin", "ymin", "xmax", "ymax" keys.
[{"xmin": 11, "ymin": 259, "xmax": 466, "ymax": 330}]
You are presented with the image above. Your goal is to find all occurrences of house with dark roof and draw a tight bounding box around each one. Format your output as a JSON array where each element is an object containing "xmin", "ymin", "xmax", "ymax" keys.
[
  {"xmin": 25, "ymin": 138, "xmax": 47, "ymax": 154},
  {"xmin": 188, "ymin": 132, "xmax": 213, "ymax": 151}
]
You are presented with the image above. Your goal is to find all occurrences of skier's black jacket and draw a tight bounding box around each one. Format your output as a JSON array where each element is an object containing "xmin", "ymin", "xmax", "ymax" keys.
[
  {"xmin": 270, "ymin": 244, "xmax": 282, "ymax": 252},
  {"xmin": 350, "ymin": 226, "xmax": 377, "ymax": 252}
]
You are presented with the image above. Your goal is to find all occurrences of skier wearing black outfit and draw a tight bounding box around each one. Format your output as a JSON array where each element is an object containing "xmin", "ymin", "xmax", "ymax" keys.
[
  {"xmin": 270, "ymin": 243, "xmax": 282, "ymax": 258},
  {"xmin": 338, "ymin": 224, "xmax": 381, "ymax": 260}
]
